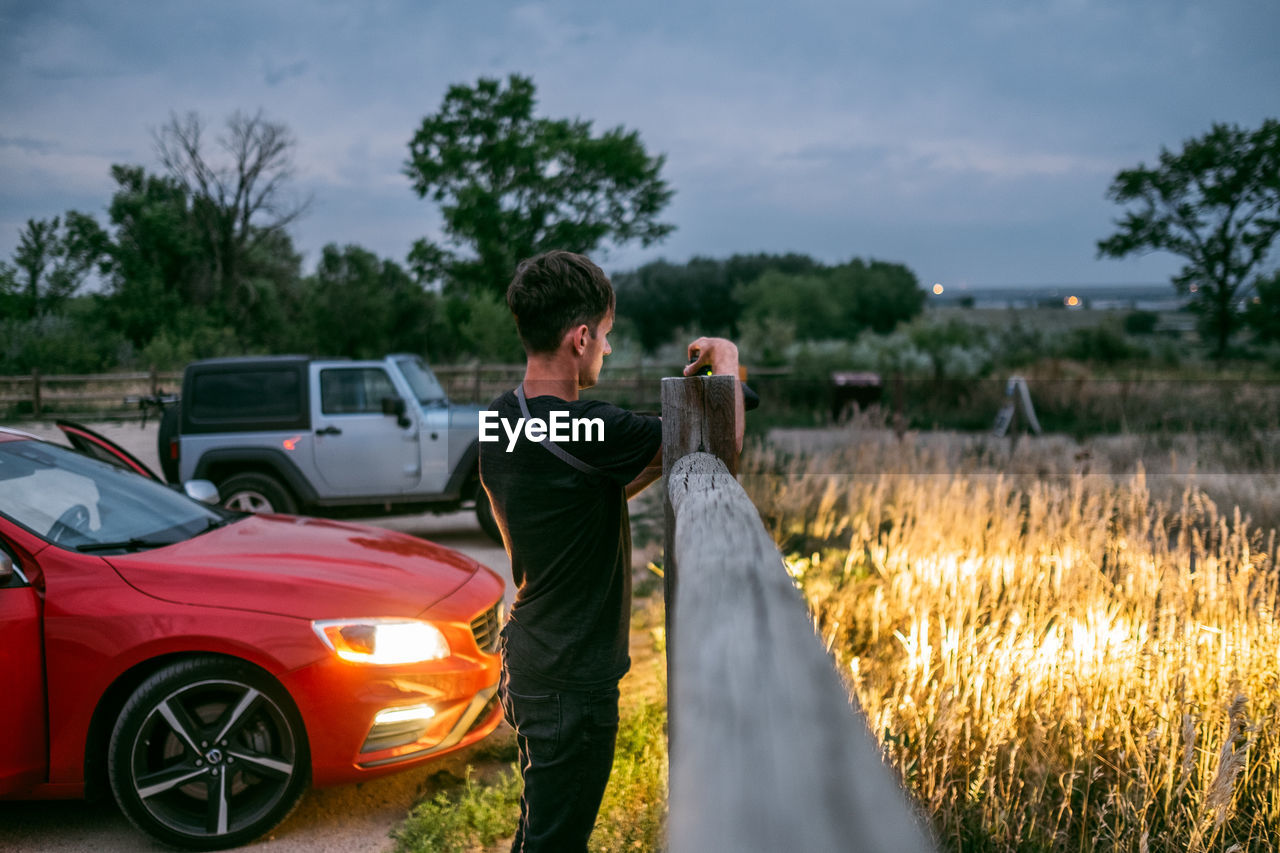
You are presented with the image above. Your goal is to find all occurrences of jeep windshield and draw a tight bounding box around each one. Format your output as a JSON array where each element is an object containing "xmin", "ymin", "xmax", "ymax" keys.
[
  {"xmin": 0, "ymin": 439, "xmax": 231, "ymax": 552},
  {"xmin": 396, "ymin": 356, "xmax": 449, "ymax": 406}
]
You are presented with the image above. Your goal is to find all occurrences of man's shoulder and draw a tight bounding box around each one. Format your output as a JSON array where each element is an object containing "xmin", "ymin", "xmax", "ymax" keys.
[{"xmin": 571, "ymin": 397, "xmax": 656, "ymax": 422}]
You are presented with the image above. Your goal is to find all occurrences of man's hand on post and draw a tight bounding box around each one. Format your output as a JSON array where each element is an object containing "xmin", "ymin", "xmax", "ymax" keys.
[
  {"xmin": 683, "ymin": 336, "xmax": 744, "ymax": 454},
  {"xmin": 683, "ymin": 337, "xmax": 739, "ymax": 378}
]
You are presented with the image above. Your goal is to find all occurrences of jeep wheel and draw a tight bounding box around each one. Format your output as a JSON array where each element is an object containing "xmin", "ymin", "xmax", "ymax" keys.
[
  {"xmin": 219, "ymin": 473, "xmax": 297, "ymax": 515},
  {"xmin": 474, "ymin": 488, "xmax": 502, "ymax": 543}
]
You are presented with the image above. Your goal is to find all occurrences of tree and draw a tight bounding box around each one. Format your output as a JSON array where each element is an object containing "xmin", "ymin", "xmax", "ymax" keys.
[
  {"xmin": 3, "ymin": 215, "xmax": 105, "ymax": 319},
  {"xmin": 613, "ymin": 252, "xmax": 823, "ymax": 352},
  {"xmin": 404, "ymin": 74, "xmax": 674, "ymax": 296},
  {"xmin": 154, "ymin": 110, "xmax": 307, "ymax": 329},
  {"xmin": 1097, "ymin": 120, "xmax": 1280, "ymax": 357},
  {"xmin": 735, "ymin": 258, "xmax": 924, "ymax": 344},
  {"xmin": 302, "ymin": 244, "xmax": 448, "ymax": 359},
  {"xmin": 95, "ymin": 165, "xmax": 206, "ymax": 346}
]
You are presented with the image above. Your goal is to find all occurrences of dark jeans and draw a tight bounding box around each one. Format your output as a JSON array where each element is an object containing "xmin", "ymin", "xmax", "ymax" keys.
[{"xmin": 499, "ymin": 667, "xmax": 620, "ymax": 853}]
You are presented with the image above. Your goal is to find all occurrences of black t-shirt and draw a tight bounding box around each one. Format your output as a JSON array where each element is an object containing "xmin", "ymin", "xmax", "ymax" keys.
[{"xmin": 479, "ymin": 389, "xmax": 662, "ymax": 690}]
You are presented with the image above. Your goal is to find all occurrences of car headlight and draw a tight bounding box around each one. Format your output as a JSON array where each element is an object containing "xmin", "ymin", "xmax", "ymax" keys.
[{"xmin": 312, "ymin": 618, "xmax": 451, "ymax": 665}]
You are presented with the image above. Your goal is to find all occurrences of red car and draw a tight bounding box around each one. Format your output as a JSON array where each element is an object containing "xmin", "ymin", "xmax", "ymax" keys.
[{"xmin": 0, "ymin": 425, "xmax": 505, "ymax": 850}]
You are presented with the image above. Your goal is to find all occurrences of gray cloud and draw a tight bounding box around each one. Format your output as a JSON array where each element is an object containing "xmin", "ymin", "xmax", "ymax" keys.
[
  {"xmin": 0, "ymin": 135, "xmax": 58, "ymax": 154},
  {"xmin": 263, "ymin": 58, "xmax": 309, "ymax": 87},
  {"xmin": 0, "ymin": 0, "xmax": 1277, "ymax": 288}
]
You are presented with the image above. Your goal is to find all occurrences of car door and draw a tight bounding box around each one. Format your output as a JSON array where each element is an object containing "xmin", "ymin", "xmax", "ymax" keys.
[
  {"xmin": 55, "ymin": 420, "xmax": 164, "ymax": 482},
  {"xmin": 310, "ymin": 364, "xmax": 422, "ymax": 497},
  {"xmin": 0, "ymin": 534, "xmax": 47, "ymax": 796}
]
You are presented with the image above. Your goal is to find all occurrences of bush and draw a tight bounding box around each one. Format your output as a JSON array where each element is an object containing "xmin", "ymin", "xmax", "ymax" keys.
[
  {"xmin": 1057, "ymin": 321, "xmax": 1141, "ymax": 364},
  {"xmin": 0, "ymin": 310, "xmax": 128, "ymax": 374},
  {"xmin": 1123, "ymin": 310, "xmax": 1159, "ymax": 335}
]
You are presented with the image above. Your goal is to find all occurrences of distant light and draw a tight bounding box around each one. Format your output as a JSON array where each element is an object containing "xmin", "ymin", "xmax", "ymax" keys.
[
  {"xmin": 1065, "ymin": 295, "xmax": 1080, "ymax": 307},
  {"xmin": 932, "ymin": 283, "xmax": 944, "ymax": 295},
  {"xmin": 1254, "ymin": 297, "xmax": 1262, "ymax": 304},
  {"xmin": 1189, "ymin": 284, "xmax": 1198, "ymax": 293}
]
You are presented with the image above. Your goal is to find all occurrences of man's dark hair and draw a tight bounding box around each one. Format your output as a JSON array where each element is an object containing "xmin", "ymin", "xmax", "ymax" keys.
[{"xmin": 506, "ymin": 251, "xmax": 615, "ymax": 354}]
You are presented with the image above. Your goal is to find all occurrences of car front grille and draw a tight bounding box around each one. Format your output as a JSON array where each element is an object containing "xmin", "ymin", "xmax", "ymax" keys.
[{"xmin": 470, "ymin": 601, "xmax": 503, "ymax": 654}]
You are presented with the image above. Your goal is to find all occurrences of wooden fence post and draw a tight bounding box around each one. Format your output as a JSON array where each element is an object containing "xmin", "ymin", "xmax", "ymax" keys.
[
  {"xmin": 32, "ymin": 369, "xmax": 41, "ymax": 418},
  {"xmin": 660, "ymin": 374, "xmax": 739, "ymax": 748}
]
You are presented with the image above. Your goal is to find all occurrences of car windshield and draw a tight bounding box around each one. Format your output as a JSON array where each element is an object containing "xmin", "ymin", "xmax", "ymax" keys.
[
  {"xmin": 0, "ymin": 440, "xmax": 226, "ymax": 550},
  {"xmin": 397, "ymin": 356, "xmax": 449, "ymax": 406}
]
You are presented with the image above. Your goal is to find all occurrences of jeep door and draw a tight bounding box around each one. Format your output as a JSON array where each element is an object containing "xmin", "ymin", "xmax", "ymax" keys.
[
  {"xmin": 310, "ymin": 365, "xmax": 421, "ymax": 497},
  {"xmin": 393, "ymin": 356, "xmax": 450, "ymax": 495}
]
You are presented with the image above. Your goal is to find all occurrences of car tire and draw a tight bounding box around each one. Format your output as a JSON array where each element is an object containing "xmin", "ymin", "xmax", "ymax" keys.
[
  {"xmin": 219, "ymin": 472, "xmax": 297, "ymax": 514},
  {"xmin": 474, "ymin": 486, "xmax": 502, "ymax": 544},
  {"xmin": 107, "ymin": 656, "xmax": 311, "ymax": 851}
]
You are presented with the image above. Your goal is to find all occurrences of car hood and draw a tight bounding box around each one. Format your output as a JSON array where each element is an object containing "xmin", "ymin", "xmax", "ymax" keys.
[{"xmin": 105, "ymin": 515, "xmax": 481, "ymax": 620}]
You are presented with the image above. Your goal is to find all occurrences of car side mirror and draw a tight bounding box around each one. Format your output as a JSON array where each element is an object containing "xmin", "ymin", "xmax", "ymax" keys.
[
  {"xmin": 183, "ymin": 480, "xmax": 221, "ymax": 505},
  {"xmin": 381, "ymin": 396, "xmax": 410, "ymax": 428}
]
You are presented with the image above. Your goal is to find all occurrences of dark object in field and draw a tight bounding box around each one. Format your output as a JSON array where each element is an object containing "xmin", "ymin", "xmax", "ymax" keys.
[{"xmin": 830, "ymin": 372, "xmax": 883, "ymax": 422}]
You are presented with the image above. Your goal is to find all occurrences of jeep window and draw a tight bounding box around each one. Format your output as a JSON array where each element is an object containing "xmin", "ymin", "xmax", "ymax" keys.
[
  {"xmin": 0, "ymin": 441, "xmax": 226, "ymax": 550},
  {"xmin": 320, "ymin": 368, "xmax": 398, "ymax": 415},
  {"xmin": 396, "ymin": 357, "xmax": 448, "ymax": 406},
  {"xmin": 192, "ymin": 369, "xmax": 302, "ymax": 420}
]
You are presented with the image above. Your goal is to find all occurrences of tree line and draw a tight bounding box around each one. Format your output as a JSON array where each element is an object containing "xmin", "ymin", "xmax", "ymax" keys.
[
  {"xmin": 2, "ymin": 73, "xmax": 1275, "ymax": 376},
  {"xmin": 0, "ymin": 74, "xmax": 925, "ymax": 375}
]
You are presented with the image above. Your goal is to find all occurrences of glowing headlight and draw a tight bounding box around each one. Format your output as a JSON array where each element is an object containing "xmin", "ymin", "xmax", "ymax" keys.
[{"xmin": 312, "ymin": 619, "xmax": 451, "ymax": 665}]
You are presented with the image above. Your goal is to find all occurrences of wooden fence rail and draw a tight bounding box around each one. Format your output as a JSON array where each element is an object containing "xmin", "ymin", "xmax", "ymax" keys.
[
  {"xmin": 661, "ymin": 374, "xmax": 935, "ymax": 852},
  {"xmin": 0, "ymin": 369, "xmax": 182, "ymax": 419},
  {"xmin": 0, "ymin": 362, "xmax": 795, "ymax": 421}
]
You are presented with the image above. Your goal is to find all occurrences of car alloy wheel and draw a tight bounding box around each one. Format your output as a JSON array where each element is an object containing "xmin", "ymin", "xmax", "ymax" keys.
[
  {"xmin": 224, "ymin": 489, "xmax": 274, "ymax": 513},
  {"xmin": 218, "ymin": 472, "xmax": 297, "ymax": 515},
  {"xmin": 108, "ymin": 657, "xmax": 310, "ymax": 851}
]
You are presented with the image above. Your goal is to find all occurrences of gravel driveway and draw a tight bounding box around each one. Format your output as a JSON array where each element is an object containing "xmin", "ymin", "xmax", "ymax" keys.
[{"xmin": 0, "ymin": 419, "xmax": 516, "ymax": 853}]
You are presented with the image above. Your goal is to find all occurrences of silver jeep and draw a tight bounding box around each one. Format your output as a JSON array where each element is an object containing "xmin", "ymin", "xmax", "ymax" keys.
[{"xmin": 159, "ymin": 354, "xmax": 500, "ymax": 541}]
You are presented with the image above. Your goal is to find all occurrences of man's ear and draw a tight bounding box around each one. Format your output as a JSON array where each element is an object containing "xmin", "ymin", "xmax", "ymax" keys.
[{"xmin": 570, "ymin": 324, "xmax": 590, "ymax": 356}]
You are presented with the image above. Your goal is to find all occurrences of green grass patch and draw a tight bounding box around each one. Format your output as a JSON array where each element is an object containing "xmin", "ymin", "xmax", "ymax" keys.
[
  {"xmin": 391, "ymin": 766, "xmax": 521, "ymax": 853},
  {"xmin": 590, "ymin": 699, "xmax": 668, "ymax": 853},
  {"xmin": 392, "ymin": 699, "xmax": 669, "ymax": 853}
]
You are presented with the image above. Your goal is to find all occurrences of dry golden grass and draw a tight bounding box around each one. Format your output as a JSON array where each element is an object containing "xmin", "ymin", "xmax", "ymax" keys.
[{"xmin": 741, "ymin": 425, "xmax": 1280, "ymax": 852}]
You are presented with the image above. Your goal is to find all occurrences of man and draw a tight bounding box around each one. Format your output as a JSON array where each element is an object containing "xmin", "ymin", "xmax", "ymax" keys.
[{"xmin": 479, "ymin": 250, "xmax": 741, "ymax": 852}]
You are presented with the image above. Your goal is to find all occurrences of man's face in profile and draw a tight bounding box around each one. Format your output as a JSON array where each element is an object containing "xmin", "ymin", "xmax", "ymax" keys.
[{"xmin": 578, "ymin": 310, "xmax": 613, "ymax": 389}]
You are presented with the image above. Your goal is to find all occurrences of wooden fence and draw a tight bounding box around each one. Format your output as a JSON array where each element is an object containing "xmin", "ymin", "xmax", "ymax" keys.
[
  {"xmin": 0, "ymin": 363, "xmax": 790, "ymax": 421},
  {"xmin": 660, "ymin": 374, "xmax": 936, "ymax": 852},
  {"xmin": 0, "ymin": 369, "xmax": 182, "ymax": 420}
]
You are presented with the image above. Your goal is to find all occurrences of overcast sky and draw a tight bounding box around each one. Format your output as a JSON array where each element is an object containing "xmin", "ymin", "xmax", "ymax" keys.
[{"xmin": 2, "ymin": 0, "xmax": 1278, "ymax": 291}]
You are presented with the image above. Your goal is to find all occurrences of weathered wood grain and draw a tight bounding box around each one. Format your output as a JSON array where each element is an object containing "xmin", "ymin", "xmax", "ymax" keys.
[
  {"xmin": 665, "ymin": 451, "xmax": 936, "ymax": 853},
  {"xmin": 661, "ymin": 374, "xmax": 740, "ymax": 720}
]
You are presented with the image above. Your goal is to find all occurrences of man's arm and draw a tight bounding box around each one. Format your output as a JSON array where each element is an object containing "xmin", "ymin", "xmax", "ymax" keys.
[{"xmin": 626, "ymin": 446, "xmax": 663, "ymax": 500}]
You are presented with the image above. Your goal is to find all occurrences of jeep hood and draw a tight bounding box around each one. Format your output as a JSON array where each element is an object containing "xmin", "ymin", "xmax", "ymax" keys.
[{"xmin": 105, "ymin": 515, "xmax": 481, "ymax": 620}]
